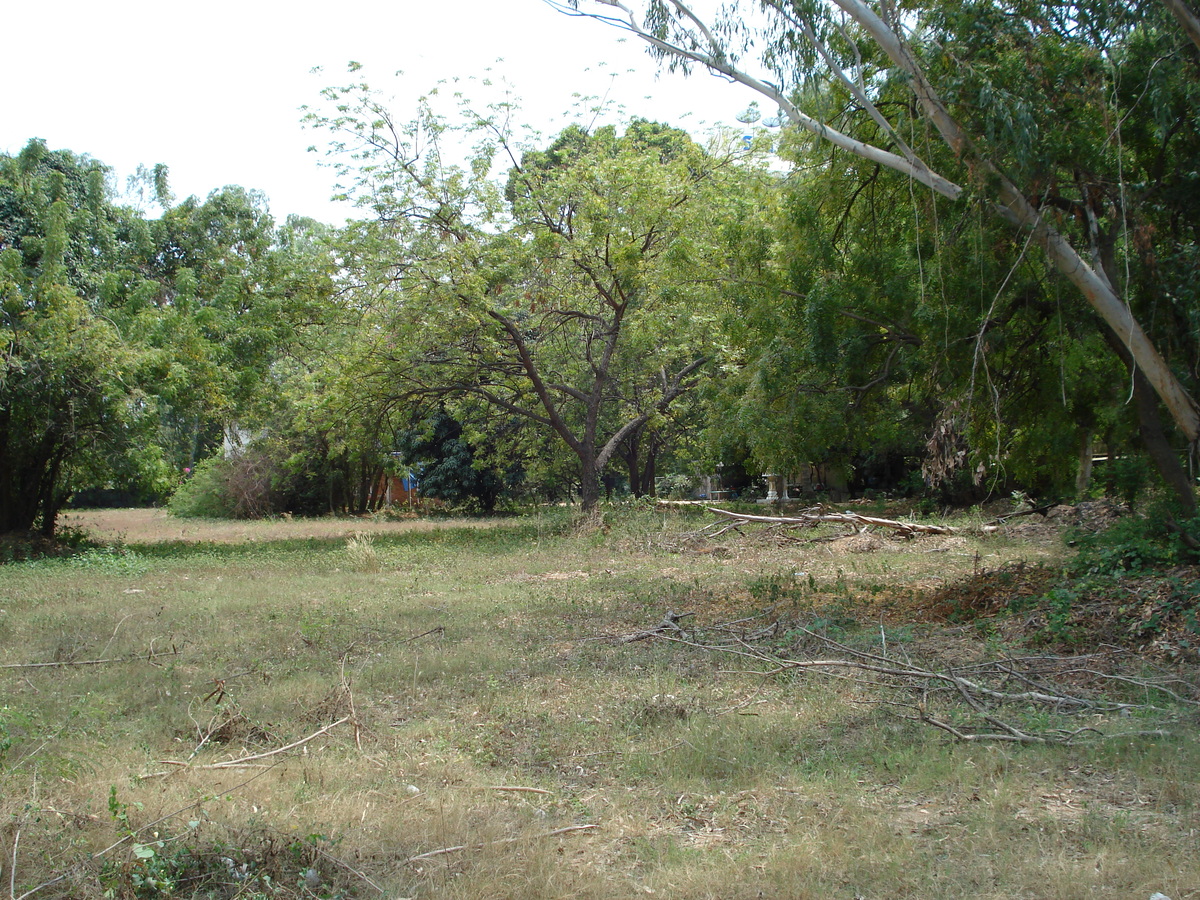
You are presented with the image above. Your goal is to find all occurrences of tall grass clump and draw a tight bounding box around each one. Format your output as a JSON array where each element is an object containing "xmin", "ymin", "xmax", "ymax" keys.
[{"xmin": 345, "ymin": 531, "xmax": 381, "ymax": 573}]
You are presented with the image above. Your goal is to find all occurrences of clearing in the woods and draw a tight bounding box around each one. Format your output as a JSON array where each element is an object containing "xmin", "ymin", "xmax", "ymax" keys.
[{"xmin": 1, "ymin": 505, "xmax": 1196, "ymax": 899}]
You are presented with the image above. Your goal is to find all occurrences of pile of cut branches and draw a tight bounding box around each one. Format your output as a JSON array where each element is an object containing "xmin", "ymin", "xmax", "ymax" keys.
[{"xmin": 699, "ymin": 506, "xmax": 965, "ymax": 540}]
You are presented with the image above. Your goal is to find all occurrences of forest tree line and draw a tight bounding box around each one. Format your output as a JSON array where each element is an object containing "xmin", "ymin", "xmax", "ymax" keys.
[{"xmin": 2, "ymin": 0, "xmax": 1198, "ymax": 543}]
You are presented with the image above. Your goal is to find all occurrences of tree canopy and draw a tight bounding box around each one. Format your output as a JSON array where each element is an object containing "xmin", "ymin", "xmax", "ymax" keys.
[
  {"xmin": 7, "ymin": 1, "xmax": 1200, "ymax": 535},
  {"xmin": 562, "ymin": 0, "xmax": 1200, "ymax": 518},
  {"xmin": 305, "ymin": 85, "xmax": 748, "ymax": 513},
  {"xmin": 0, "ymin": 140, "xmax": 332, "ymax": 536}
]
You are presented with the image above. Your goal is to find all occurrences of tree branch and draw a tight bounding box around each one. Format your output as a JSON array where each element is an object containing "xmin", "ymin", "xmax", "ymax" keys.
[{"xmin": 556, "ymin": 0, "xmax": 964, "ymax": 199}]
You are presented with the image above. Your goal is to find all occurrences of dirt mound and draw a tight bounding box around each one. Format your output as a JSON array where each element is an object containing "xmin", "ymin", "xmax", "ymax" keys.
[
  {"xmin": 922, "ymin": 562, "xmax": 1059, "ymax": 621},
  {"xmin": 824, "ymin": 532, "xmax": 888, "ymax": 553},
  {"xmin": 922, "ymin": 560, "xmax": 1200, "ymax": 658}
]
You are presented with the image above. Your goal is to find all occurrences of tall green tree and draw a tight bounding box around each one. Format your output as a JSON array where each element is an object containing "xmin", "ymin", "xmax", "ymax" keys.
[
  {"xmin": 718, "ymin": 130, "xmax": 1131, "ymax": 499},
  {"xmin": 133, "ymin": 187, "xmax": 315, "ymax": 470},
  {"xmin": 0, "ymin": 141, "xmax": 168, "ymax": 535},
  {"xmin": 564, "ymin": 0, "xmax": 1200, "ymax": 515},
  {"xmin": 309, "ymin": 86, "xmax": 739, "ymax": 513},
  {"xmin": 1, "ymin": 140, "xmax": 334, "ymax": 535}
]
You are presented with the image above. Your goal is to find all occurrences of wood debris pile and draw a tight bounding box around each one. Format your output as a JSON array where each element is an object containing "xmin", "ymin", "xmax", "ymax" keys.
[{"xmin": 701, "ymin": 506, "xmax": 961, "ymax": 538}]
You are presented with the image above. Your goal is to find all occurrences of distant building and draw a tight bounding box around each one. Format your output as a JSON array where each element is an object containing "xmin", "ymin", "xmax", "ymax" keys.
[{"xmin": 381, "ymin": 473, "xmax": 420, "ymax": 507}]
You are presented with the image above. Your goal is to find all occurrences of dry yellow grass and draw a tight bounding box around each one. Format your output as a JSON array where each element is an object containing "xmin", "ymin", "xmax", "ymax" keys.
[
  {"xmin": 59, "ymin": 507, "xmax": 502, "ymax": 544},
  {"xmin": 1, "ymin": 507, "xmax": 1195, "ymax": 899}
]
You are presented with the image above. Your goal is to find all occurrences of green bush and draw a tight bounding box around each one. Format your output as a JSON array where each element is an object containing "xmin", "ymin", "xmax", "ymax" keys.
[
  {"xmin": 1070, "ymin": 502, "xmax": 1199, "ymax": 577},
  {"xmin": 168, "ymin": 457, "xmax": 239, "ymax": 518},
  {"xmin": 1100, "ymin": 455, "xmax": 1153, "ymax": 509},
  {"xmin": 661, "ymin": 473, "xmax": 695, "ymax": 499},
  {"xmin": 168, "ymin": 453, "xmax": 281, "ymax": 519}
]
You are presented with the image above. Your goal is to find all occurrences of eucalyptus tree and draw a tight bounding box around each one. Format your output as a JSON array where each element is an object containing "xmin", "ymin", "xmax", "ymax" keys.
[
  {"xmin": 561, "ymin": 0, "xmax": 1200, "ymax": 512},
  {"xmin": 308, "ymin": 85, "xmax": 740, "ymax": 513},
  {"xmin": 718, "ymin": 130, "xmax": 1132, "ymax": 499}
]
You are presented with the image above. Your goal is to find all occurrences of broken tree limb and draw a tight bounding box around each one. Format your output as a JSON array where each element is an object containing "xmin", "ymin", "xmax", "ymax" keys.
[
  {"xmin": 706, "ymin": 506, "xmax": 957, "ymax": 535},
  {"xmin": 397, "ymin": 625, "xmax": 446, "ymax": 645},
  {"xmin": 479, "ymin": 785, "xmax": 554, "ymax": 795},
  {"xmin": 621, "ymin": 610, "xmax": 694, "ymax": 643},
  {"xmin": 146, "ymin": 717, "xmax": 352, "ymax": 776},
  {"xmin": 612, "ymin": 613, "xmax": 1193, "ymax": 744},
  {"xmin": 0, "ymin": 646, "xmax": 180, "ymax": 670},
  {"xmin": 404, "ymin": 824, "xmax": 599, "ymax": 864},
  {"xmin": 986, "ymin": 504, "xmax": 1057, "ymax": 525}
]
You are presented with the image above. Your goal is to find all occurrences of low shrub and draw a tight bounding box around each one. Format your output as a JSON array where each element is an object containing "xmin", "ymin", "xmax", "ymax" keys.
[
  {"xmin": 168, "ymin": 453, "xmax": 280, "ymax": 519},
  {"xmin": 1070, "ymin": 503, "xmax": 1199, "ymax": 577}
]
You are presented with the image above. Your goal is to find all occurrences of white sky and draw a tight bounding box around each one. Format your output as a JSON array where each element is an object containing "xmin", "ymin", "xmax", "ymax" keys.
[{"xmin": 3, "ymin": 0, "xmax": 760, "ymax": 224}]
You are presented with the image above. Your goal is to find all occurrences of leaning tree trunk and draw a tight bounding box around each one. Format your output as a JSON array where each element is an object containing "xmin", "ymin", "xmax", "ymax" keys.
[
  {"xmin": 1101, "ymin": 328, "xmax": 1198, "ymax": 518},
  {"xmin": 1162, "ymin": 0, "xmax": 1200, "ymax": 51},
  {"xmin": 828, "ymin": 0, "xmax": 1200, "ymax": 448},
  {"xmin": 575, "ymin": 0, "xmax": 1200, "ymax": 449}
]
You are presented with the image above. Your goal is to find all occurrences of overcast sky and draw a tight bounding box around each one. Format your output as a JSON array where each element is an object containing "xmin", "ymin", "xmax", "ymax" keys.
[{"xmin": 3, "ymin": 0, "xmax": 759, "ymax": 224}]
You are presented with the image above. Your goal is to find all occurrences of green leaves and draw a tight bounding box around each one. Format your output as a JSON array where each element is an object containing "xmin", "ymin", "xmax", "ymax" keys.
[
  {"xmin": 305, "ymin": 73, "xmax": 747, "ymax": 509},
  {"xmin": 1, "ymin": 140, "xmax": 337, "ymax": 534}
]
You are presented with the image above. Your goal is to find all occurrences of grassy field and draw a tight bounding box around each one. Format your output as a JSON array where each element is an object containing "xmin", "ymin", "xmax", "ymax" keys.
[{"xmin": 1, "ymin": 506, "xmax": 1196, "ymax": 899}]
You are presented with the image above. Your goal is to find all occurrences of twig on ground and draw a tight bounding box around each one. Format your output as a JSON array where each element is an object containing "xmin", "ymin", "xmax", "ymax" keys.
[
  {"xmin": 479, "ymin": 786, "xmax": 553, "ymax": 795},
  {"xmin": 397, "ymin": 626, "xmax": 445, "ymax": 645},
  {"xmin": 313, "ymin": 845, "xmax": 387, "ymax": 895},
  {"xmin": 147, "ymin": 717, "xmax": 351, "ymax": 776},
  {"xmin": 621, "ymin": 611, "xmax": 694, "ymax": 643},
  {"xmin": 713, "ymin": 691, "xmax": 770, "ymax": 717},
  {"xmin": 404, "ymin": 824, "xmax": 599, "ymax": 864},
  {"xmin": 617, "ymin": 610, "xmax": 1193, "ymax": 745},
  {"xmin": 339, "ymin": 655, "xmax": 363, "ymax": 752},
  {"xmin": 97, "ymin": 614, "xmax": 132, "ymax": 661},
  {"xmin": 0, "ymin": 646, "xmax": 179, "ymax": 670},
  {"xmin": 9, "ymin": 827, "xmax": 20, "ymax": 900}
]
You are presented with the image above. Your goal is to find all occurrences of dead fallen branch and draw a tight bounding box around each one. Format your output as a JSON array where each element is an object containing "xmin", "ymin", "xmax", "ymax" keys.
[
  {"xmin": 1, "ymin": 645, "xmax": 180, "ymax": 670},
  {"xmin": 706, "ymin": 506, "xmax": 961, "ymax": 536},
  {"xmin": 404, "ymin": 824, "xmax": 599, "ymax": 864},
  {"xmin": 397, "ymin": 625, "xmax": 446, "ymax": 645},
  {"xmin": 621, "ymin": 610, "xmax": 693, "ymax": 643},
  {"xmin": 615, "ymin": 612, "xmax": 1196, "ymax": 745},
  {"xmin": 146, "ymin": 717, "xmax": 351, "ymax": 777},
  {"xmin": 339, "ymin": 655, "xmax": 363, "ymax": 752},
  {"xmin": 312, "ymin": 844, "xmax": 388, "ymax": 895},
  {"xmin": 986, "ymin": 503, "xmax": 1057, "ymax": 525},
  {"xmin": 479, "ymin": 785, "xmax": 554, "ymax": 795}
]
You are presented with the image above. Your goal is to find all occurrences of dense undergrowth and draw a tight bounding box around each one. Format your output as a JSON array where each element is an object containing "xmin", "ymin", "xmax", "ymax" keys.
[{"xmin": 922, "ymin": 506, "xmax": 1200, "ymax": 657}]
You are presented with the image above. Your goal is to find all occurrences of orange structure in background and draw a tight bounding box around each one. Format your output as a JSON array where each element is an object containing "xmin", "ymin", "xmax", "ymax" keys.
[{"xmin": 381, "ymin": 473, "xmax": 420, "ymax": 507}]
